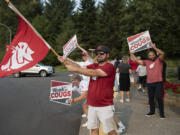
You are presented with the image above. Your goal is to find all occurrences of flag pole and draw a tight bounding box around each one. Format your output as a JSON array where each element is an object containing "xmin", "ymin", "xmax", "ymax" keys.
[{"xmin": 4, "ymin": 0, "xmax": 59, "ymax": 57}]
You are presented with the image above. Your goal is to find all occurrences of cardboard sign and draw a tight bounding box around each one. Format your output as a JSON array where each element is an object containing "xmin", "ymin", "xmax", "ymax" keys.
[
  {"xmin": 63, "ymin": 35, "xmax": 77, "ymax": 58},
  {"xmin": 50, "ymin": 80, "xmax": 72, "ymax": 105},
  {"xmin": 127, "ymin": 31, "xmax": 152, "ymax": 53}
]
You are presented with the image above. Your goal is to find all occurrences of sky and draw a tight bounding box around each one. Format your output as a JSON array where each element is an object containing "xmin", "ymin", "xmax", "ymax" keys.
[
  {"xmin": 41, "ymin": 0, "xmax": 105, "ymax": 10},
  {"xmin": 74, "ymin": 0, "xmax": 104, "ymax": 10}
]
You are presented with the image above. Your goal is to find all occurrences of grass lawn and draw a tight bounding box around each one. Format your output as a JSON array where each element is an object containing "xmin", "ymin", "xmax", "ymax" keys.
[{"xmin": 55, "ymin": 65, "xmax": 67, "ymax": 72}]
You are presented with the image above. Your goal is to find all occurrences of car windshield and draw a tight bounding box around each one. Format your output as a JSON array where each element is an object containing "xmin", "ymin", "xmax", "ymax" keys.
[{"xmin": 38, "ymin": 63, "xmax": 45, "ymax": 66}]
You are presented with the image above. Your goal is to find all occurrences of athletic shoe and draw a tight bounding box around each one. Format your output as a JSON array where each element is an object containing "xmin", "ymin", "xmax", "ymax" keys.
[
  {"xmin": 117, "ymin": 128, "xmax": 123, "ymax": 134},
  {"xmin": 137, "ymin": 85, "xmax": 142, "ymax": 90},
  {"xmin": 81, "ymin": 121, "xmax": 88, "ymax": 127},
  {"xmin": 81, "ymin": 114, "xmax": 86, "ymax": 118},
  {"xmin": 160, "ymin": 115, "xmax": 166, "ymax": 120},
  {"xmin": 142, "ymin": 89, "xmax": 145, "ymax": 93},
  {"xmin": 120, "ymin": 99, "xmax": 124, "ymax": 103},
  {"xmin": 118, "ymin": 121, "xmax": 126, "ymax": 130},
  {"xmin": 117, "ymin": 127, "xmax": 125, "ymax": 134},
  {"xmin": 145, "ymin": 112, "xmax": 155, "ymax": 117},
  {"xmin": 125, "ymin": 98, "xmax": 130, "ymax": 102}
]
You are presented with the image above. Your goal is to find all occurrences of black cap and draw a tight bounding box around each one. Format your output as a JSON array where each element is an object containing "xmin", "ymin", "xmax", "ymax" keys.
[{"xmin": 96, "ymin": 45, "xmax": 110, "ymax": 53}]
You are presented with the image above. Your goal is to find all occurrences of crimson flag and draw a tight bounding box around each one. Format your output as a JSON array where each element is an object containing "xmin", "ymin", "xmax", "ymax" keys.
[{"xmin": 0, "ymin": 16, "xmax": 50, "ymax": 78}]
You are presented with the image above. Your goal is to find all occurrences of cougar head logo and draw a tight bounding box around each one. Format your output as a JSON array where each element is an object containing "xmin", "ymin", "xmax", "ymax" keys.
[{"xmin": 1, "ymin": 42, "xmax": 34, "ymax": 71}]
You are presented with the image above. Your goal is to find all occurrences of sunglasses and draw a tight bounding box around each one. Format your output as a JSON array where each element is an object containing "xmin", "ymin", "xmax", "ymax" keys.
[{"xmin": 96, "ymin": 52, "xmax": 105, "ymax": 55}]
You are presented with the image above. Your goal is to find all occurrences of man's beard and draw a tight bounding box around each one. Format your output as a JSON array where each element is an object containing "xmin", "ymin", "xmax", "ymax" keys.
[
  {"xmin": 97, "ymin": 58, "xmax": 106, "ymax": 63},
  {"xmin": 149, "ymin": 57, "xmax": 156, "ymax": 61}
]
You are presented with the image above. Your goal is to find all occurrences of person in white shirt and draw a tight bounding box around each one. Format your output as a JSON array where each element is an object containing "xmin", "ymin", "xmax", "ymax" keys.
[
  {"xmin": 136, "ymin": 58, "xmax": 147, "ymax": 92},
  {"xmin": 69, "ymin": 74, "xmax": 89, "ymax": 127},
  {"xmin": 68, "ymin": 45, "xmax": 93, "ymax": 127},
  {"xmin": 70, "ymin": 74, "xmax": 88, "ymax": 100},
  {"xmin": 76, "ymin": 45, "xmax": 93, "ymax": 86}
]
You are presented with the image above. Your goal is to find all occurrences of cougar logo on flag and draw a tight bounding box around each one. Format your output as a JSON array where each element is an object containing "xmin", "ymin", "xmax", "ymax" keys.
[
  {"xmin": 0, "ymin": 15, "xmax": 49, "ymax": 78},
  {"xmin": 1, "ymin": 42, "xmax": 34, "ymax": 71}
]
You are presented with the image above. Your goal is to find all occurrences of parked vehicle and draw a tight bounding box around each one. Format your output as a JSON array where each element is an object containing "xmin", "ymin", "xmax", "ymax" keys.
[{"xmin": 13, "ymin": 63, "xmax": 55, "ymax": 77}]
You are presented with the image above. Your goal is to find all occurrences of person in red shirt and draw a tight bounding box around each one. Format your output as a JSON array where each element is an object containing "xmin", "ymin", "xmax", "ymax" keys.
[
  {"xmin": 129, "ymin": 58, "xmax": 138, "ymax": 71},
  {"xmin": 130, "ymin": 43, "xmax": 165, "ymax": 119},
  {"xmin": 128, "ymin": 58, "xmax": 138, "ymax": 86},
  {"xmin": 58, "ymin": 45, "xmax": 117, "ymax": 135}
]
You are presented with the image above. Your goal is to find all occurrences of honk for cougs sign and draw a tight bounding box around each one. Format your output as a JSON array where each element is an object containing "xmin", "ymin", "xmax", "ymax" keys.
[
  {"xmin": 127, "ymin": 31, "xmax": 152, "ymax": 53},
  {"xmin": 50, "ymin": 80, "xmax": 72, "ymax": 105},
  {"xmin": 63, "ymin": 35, "xmax": 78, "ymax": 58}
]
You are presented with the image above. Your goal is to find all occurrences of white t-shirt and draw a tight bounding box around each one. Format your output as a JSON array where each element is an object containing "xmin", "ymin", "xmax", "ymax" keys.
[
  {"xmin": 76, "ymin": 58, "xmax": 93, "ymax": 85},
  {"xmin": 71, "ymin": 80, "xmax": 88, "ymax": 95},
  {"xmin": 136, "ymin": 65, "xmax": 147, "ymax": 76}
]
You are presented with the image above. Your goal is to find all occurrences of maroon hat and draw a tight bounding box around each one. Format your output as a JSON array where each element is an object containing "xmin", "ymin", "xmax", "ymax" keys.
[{"xmin": 96, "ymin": 45, "xmax": 110, "ymax": 53}]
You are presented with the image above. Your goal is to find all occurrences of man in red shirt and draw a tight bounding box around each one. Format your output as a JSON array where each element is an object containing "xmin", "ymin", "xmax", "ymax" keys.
[
  {"xmin": 130, "ymin": 43, "xmax": 165, "ymax": 119},
  {"xmin": 58, "ymin": 45, "xmax": 117, "ymax": 135}
]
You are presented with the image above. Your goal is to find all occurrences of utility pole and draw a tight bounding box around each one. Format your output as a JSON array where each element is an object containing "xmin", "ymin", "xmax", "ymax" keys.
[{"xmin": 0, "ymin": 22, "xmax": 12, "ymax": 44}]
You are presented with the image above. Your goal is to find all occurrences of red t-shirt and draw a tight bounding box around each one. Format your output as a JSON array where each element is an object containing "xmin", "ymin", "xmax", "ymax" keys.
[
  {"xmin": 129, "ymin": 60, "xmax": 138, "ymax": 70},
  {"xmin": 143, "ymin": 57, "xmax": 163, "ymax": 83},
  {"xmin": 87, "ymin": 62, "xmax": 115, "ymax": 107}
]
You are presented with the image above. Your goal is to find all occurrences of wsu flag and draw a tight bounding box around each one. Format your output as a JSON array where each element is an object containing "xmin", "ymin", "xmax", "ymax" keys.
[{"xmin": 0, "ymin": 15, "xmax": 50, "ymax": 78}]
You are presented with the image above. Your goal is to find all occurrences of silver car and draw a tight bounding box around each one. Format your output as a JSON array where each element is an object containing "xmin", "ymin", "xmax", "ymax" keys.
[{"xmin": 13, "ymin": 63, "xmax": 55, "ymax": 77}]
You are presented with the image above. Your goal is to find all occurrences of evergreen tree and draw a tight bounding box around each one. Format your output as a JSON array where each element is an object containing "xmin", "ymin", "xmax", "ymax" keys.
[
  {"xmin": 0, "ymin": 0, "xmax": 43, "ymax": 60},
  {"xmin": 40, "ymin": 0, "xmax": 75, "ymax": 65},
  {"xmin": 74, "ymin": 0, "xmax": 98, "ymax": 49},
  {"xmin": 98, "ymin": 0, "xmax": 125, "ymax": 58},
  {"xmin": 43, "ymin": 0, "xmax": 75, "ymax": 45}
]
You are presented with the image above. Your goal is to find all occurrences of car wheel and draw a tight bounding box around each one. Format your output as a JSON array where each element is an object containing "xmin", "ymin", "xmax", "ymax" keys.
[
  {"xmin": 40, "ymin": 70, "xmax": 47, "ymax": 77},
  {"xmin": 13, "ymin": 72, "xmax": 20, "ymax": 78}
]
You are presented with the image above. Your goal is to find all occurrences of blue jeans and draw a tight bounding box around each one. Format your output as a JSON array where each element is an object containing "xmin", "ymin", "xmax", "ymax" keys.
[{"xmin": 147, "ymin": 82, "xmax": 164, "ymax": 116}]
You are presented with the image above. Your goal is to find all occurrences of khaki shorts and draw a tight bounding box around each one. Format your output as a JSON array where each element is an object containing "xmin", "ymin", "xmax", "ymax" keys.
[{"xmin": 87, "ymin": 105, "xmax": 115, "ymax": 133}]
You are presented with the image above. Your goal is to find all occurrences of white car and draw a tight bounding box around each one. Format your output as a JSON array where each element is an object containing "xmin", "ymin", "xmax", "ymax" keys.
[{"xmin": 13, "ymin": 63, "xmax": 55, "ymax": 77}]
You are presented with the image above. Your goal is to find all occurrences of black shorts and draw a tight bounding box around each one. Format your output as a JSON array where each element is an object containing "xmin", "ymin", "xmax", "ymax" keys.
[{"xmin": 119, "ymin": 73, "xmax": 130, "ymax": 91}]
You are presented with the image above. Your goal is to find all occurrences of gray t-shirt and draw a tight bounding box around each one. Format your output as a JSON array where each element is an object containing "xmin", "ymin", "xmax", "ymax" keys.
[{"xmin": 117, "ymin": 63, "xmax": 131, "ymax": 74}]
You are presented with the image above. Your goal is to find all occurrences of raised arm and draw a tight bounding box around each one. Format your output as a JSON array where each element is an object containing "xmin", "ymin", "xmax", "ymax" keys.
[
  {"xmin": 65, "ymin": 64, "xmax": 107, "ymax": 77},
  {"xmin": 58, "ymin": 56, "xmax": 80, "ymax": 68},
  {"xmin": 151, "ymin": 43, "xmax": 165, "ymax": 61},
  {"xmin": 130, "ymin": 52, "xmax": 144, "ymax": 65},
  {"xmin": 77, "ymin": 44, "xmax": 91, "ymax": 60}
]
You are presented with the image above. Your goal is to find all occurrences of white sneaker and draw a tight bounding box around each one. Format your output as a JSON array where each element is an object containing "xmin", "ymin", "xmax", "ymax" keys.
[
  {"xmin": 142, "ymin": 89, "xmax": 145, "ymax": 93},
  {"xmin": 81, "ymin": 121, "xmax": 88, "ymax": 127},
  {"xmin": 120, "ymin": 99, "xmax": 124, "ymax": 103},
  {"xmin": 117, "ymin": 128, "xmax": 123, "ymax": 134},
  {"xmin": 81, "ymin": 114, "xmax": 87, "ymax": 118},
  {"xmin": 117, "ymin": 127, "xmax": 125, "ymax": 134},
  {"xmin": 137, "ymin": 85, "xmax": 141, "ymax": 90},
  {"xmin": 118, "ymin": 121, "xmax": 126, "ymax": 129},
  {"xmin": 125, "ymin": 98, "xmax": 130, "ymax": 102}
]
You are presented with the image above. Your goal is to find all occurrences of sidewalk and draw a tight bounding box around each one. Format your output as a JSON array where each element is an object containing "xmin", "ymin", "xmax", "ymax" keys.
[{"xmin": 79, "ymin": 87, "xmax": 180, "ymax": 135}]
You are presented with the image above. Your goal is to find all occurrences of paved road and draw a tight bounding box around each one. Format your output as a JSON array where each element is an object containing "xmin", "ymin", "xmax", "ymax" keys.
[{"xmin": 0, "ymin": 72, "xmax": 82, "ymax": 135}]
